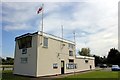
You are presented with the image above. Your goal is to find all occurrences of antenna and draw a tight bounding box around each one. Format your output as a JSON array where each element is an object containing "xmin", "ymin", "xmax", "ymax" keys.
[
  {"xmin": 73, "ymin": 30, "xmax": 76, "ymax": 43},
  {"xmin": 61, "ymin": 25, "xmax": 63, "ymax": 42}
]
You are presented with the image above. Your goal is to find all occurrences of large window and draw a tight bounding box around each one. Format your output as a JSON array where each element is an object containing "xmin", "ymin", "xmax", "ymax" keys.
[
  {"xmin": 18, "ymin": 36, "xmax": 32, "ymax": 49},
  {"xmin": 66, "ymin": 63, "xmax": 77, "ymax": 69},
  {"xmin": 43, "ymin": 37, "xmax": 48, "ymax": 47},
  {"xmin": 69, "ymin": 50, "xmax": 73, "ymax": 56},
  {"xmin": 21, "ymin": 58, "xmax": 28, "ymax": 63}
]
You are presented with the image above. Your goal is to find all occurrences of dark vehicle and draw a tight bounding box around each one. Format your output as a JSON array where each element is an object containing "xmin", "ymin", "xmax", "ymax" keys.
[
  {"xmin": 111, "ymin": 65, "xmax": 120, "ymax": 71},
  {"xmin": 99, "ymin": 64, "xmax": 107, "ymax": 68}
]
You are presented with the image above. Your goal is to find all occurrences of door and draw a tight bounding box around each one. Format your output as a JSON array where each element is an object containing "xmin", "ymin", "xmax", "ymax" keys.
[{"xmin": 61, "ymin": 61, "xmax": 64, "ymax": 74}]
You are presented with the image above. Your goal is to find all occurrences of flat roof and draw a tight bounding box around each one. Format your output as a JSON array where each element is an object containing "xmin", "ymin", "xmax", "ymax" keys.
[
  {"xmin": 15, "ymin": 31, "xmax": 75, "ymax": 44},
  {"xmin": 76, "ymin": 55, "xmax": 95, "ymax": 60}
]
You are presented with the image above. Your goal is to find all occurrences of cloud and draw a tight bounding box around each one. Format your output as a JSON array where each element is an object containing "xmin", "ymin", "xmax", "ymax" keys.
[
  {"xmin": 3, "ymin": 23, "xmax": 32, "ymax": 31},
  {"xmin": 2, "ymin": 1, "xmax": 118, "ymax": 56}
]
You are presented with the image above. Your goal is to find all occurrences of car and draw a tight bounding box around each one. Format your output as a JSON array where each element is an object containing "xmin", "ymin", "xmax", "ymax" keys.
[
  {"xmin": 111, "ymin": 65, "xmax": 120, "ymax": 71},
  {"xmin": 99, "ymin": 64, "xmax": 107, "ymax": 68}
]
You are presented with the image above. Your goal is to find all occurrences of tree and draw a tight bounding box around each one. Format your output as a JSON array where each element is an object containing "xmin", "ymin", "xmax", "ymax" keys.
[
  {"xmin": 2, "ymin": 57, "xmax": 14, "ymax": 65},
  {"xmin": 107, "ymin": 48, "xmax": 120, "ymax": 66},
  {"xmin": 78, "ymin": 48, "xmax": 91, "ymax": 56},
  {"xmin": 93, "ymin": 55, "xmax": 102, "ymax": 66}
]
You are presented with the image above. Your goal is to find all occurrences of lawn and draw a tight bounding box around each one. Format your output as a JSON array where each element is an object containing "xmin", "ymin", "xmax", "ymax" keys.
[
  {"xmin": 2, "ymin": 70, "xmax": 31, "ymax": 80},
  {"xmin": 56, "ymin": 70, "xmax": 120, "ymax": 80},
  {"xmin": 1, "ymin": 70, "xmax": 120, "ymax": 80}
]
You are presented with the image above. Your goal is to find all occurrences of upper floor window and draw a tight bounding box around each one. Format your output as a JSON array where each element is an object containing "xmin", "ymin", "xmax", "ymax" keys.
[
  {"xmin": 22, "ymin": 48, "xmax": 27, "ymax": 54},
  {"xmin": 85, "ymin": 60, "xmax": 88, "ymax": 63},
  {"xmin": 18, "ymin": 36, "xmax": 32, "ymax": 49},
  {"xmin": 69, "ymin": 59, "xmax": 74, "ymax": 63},
  {"xmin": 69, "ymin": 50, "xmax": 73, "ymax": 56},
  {"xmin": 43, "ymin": 37, "xmax": 48, "ymax": 47},
  {"xmin": 68, "ymin": 43, "xmax": 74, "ymax": 49}
]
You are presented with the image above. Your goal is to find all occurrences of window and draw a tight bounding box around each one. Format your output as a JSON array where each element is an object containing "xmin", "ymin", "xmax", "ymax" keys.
[
  {"xmin": 22, "ymin": 48, "xmax": 27, "ymax": 54},
  {"xmin": 69, "ymin": 50, "xmax": 73, "ymax": 56},
  {"xmin": 85, "ymin": 60, "xmax": 88, "ymax": 63},
  {"xmin": 18, "ymin": 36, "xmax": 32, "ymax": 49},
  {"xmin": 66, "ymin": 63, "xmax": 77, "ymax": 69},
  {"xmin": 66, "ymin": 59, "xmax": 76, "ymax": 69},
  {"xmin": 69, "ymin": 59, "xmax": 74, "ymax": 63},
  {"xmin": 68, "ymin": 43, "xmax": 74, "ymax": 49},
  {"xmin": 21, "ymin": 58, "xmax": 28, "ymax": 63},
  {"xmin": 43, "ymin": 37, "xmax": 48, "ymax": 47},
  {"xmin": 53, "ymin": 63, "xmax": 58, "ymax": 69}
]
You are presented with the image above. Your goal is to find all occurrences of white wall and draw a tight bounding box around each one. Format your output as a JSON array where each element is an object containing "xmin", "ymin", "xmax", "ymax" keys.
[{"xmin": 13, "ymin": 35, "xmax": 38, "ymax": 76}]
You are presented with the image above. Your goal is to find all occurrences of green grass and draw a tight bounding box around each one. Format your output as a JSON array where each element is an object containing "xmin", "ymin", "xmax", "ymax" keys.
[
  {"xmin": 0, "ymin": 65, "xmax": 13, "ymax": 68},
  {"xmin": 1, "ymin": 70, "xmax": 120, "ymax": 80},
  {"xmin": 68, "ymin": 71, "xmax": 118, "ymax": 78},
  {"xmin": 55, "ymin": 71, "xmax": 120, "ymax": 80},
  {"xmin": 2, "ymin": 70, "xmax": 31, "ymax": 80}
]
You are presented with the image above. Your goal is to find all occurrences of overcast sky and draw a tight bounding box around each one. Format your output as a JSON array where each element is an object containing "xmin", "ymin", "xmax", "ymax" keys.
[{"xmin": 1, "ymin": 0, "xmax": 119, "ymax": 58}]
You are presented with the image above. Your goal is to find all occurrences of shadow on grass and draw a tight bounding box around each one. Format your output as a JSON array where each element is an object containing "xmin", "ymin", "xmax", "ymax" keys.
[
  {"xmin": 54, "ymin": 78, "xmax": 119, "ymax": 80},
  {"xmin": 2, "ymin": 70, "xmax": 30, "ymax": 80}
]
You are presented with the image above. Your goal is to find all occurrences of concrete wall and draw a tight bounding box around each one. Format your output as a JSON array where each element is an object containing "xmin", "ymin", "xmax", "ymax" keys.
[
  {"xmin": 75, "ymin": 58, "xmax": 95, "ymax": 72},
  {"xmin": 13, "ymin": 35, "xmax": 38, "ymax": 76},
  {"xmin": 14, "ymin": 32, "xmax": 95, "ymax": 77},
  {"xmin": 36, "ymin": 34, "xmax": 95, "ymax": 77},
  {"xmin": 36, "ymin": 35, "xmax": 76, "ymax": 76}
]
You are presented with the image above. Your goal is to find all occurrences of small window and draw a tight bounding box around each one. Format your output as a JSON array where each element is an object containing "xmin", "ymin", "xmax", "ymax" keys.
[
  {"xmin": 68, "ymin": 43, "xmax": 74, "ymax": 49},
  {"xmin": 21, "ymin": 58, "xmax": 28, "ymax": 63},
  {"xmin": 85, "ymin": 60, "xmax": 88, "ymax": 63},
  {"xmin": 69, "ymin": 50, "xmax": 73, "ymax": 56},
  {"xmin": 69, "ymin": 59, "xmax": 74, "ymax": 63},
  {"xmin": 43, "ymin": 37, "xmax": 48, "ymax": 47},
  {"xmin": 22, "ymin": 48, "xmax": 27, "ymax": 54},
  {"xmin": 53, "ymin": 63, "xmax": 58, "ymax": 69}
]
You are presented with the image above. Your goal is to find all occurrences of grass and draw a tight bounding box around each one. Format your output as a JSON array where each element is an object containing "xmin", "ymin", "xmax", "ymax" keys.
[
  {"xmin": 1, "ymin": 70, "xmax": 120, "ymax": 80},
  {"xmin": 0, "ymin": 65, "xmax": 13, "ymax": 68},
  {"xmin": 68, "ymin": 71, "xmax": 118, "ymax": 78},
  {"xmin": 55, "ymin": 71, "xmax": 120, "ymax": 80},
  {"xmin": 2, "ymin": 70, "xmax": 31, "ymax": 80}
]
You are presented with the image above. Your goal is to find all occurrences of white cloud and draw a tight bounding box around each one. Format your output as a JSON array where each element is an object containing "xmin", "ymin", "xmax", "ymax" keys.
[
  {"xmin": 2, "ymin": 1, "xmax": 118, "ymax": 56},
  {"xmin": 3, "ymin": 23, "xmax": 32, "ymax": 31}
]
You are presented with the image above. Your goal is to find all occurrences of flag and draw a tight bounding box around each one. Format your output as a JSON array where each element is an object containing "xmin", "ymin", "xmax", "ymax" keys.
[{"xmin": 37, "ymin": 7, "xmax": 43, "ymax": 14}]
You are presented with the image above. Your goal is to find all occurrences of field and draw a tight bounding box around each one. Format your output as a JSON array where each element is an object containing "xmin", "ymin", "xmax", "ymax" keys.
[
  {"xmin": 56, "ymin": 70, "xmax": 120, "ymax": 80},
  {"xmin": 1, "ymin": 70, "xmax": 120, "ymax": 80},
  {"xmin": 2, "ymin": 70, "xmax": 31, "ymax": 80},
  {"xmin": 0, "ymin": 65, "xmax": 13, "ymax": 68}
]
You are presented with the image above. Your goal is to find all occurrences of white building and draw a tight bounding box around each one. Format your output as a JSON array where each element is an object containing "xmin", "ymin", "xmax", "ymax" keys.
[{"xmin": 13, "ymin": 31, "xmax": 95, "ymax": 77}]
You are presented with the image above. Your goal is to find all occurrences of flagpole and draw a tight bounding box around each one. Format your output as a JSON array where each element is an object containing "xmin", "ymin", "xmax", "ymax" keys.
[{"xmin": 41, "ymin": 3, "xmax": 44, "ymax": 33}]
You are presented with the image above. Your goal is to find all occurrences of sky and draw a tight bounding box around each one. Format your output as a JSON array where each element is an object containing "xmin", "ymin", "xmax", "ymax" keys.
[{"xmin": 1, "ymin": 0, "xmax": 119, "ymax": 58}]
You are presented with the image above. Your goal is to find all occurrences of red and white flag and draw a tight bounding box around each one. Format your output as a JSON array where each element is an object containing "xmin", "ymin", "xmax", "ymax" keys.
[{"xmin": 37, "ymin": 7, "xmax": 43, "ymax": 14}]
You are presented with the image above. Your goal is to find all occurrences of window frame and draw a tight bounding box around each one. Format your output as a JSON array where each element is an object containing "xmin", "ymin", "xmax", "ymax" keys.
[
  {"xmin": 43, "ymin": 37, "xmax": 48, "ymax": 48},
  {"xmin": 21, "ymin": 57, "xmax": 28, "ymax": 63},
  {"xmin": 69, "ymin": 50, "xmax": 73, "ymax": 56}
]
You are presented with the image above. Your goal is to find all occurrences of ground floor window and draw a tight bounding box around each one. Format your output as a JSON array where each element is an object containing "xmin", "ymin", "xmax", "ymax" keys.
[
  {"xmin": 66, "ymin": 63, "xmax": 77, "ymax": 69},
  {"xmin": 21, "ymin": 57, "xmax": 28, "ymax": 63},
  {"xmin": 53, "ymin": 63, "xmax": 58, "ymax": 69}
]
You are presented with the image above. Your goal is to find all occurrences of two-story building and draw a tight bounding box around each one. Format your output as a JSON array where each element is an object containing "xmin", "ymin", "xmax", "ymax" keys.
[{"xmin": 13, "ymin": 31, "xmax": 95, "ymax": 77}]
